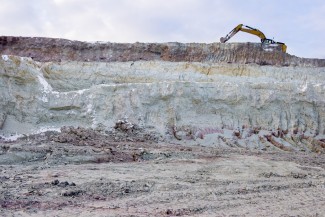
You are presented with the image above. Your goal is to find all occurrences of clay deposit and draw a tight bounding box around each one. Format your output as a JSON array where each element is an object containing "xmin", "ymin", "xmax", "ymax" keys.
[
  {"xmin": 0, "ymin": 37, "xmax": 325, "ymax": 216},
  {"xmin": 1, "ymin": 49, "xmax": 325, "ymax": 152}
]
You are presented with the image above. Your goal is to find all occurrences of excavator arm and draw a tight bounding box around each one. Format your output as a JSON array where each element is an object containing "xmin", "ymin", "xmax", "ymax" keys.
[
  {"xmin": 220, "ymin": 24, "xmax": 266, "ymax": 43},
  {"xmin": 220, "ymin": 24, "xmax": 287, "ymax": 52}
]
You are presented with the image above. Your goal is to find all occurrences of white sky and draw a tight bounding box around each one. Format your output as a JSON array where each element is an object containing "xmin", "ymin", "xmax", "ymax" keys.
[{"xmin": 0, "ymin": 0, "xmax": 324, "ymax": 58}]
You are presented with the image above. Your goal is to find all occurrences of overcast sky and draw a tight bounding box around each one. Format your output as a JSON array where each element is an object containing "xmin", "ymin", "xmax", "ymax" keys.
[{"xmin": 0, "ymin": 0, "xmax": 324, "ymax": 58}]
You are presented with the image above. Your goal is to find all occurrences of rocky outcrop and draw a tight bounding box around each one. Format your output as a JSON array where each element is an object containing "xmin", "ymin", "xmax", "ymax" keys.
[
  {"xmin": 1, "ymin": 36, "xmax": 325, "ymax": 67},
  {"xmin": 1, "ymin": 37, "xmax": 325, "ymax": 152}
]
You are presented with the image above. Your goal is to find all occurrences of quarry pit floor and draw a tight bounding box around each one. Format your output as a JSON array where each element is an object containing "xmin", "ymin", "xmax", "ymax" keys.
[{"xmin": 0, "ymin": 129, "xmax": 325, "ymax": 217}]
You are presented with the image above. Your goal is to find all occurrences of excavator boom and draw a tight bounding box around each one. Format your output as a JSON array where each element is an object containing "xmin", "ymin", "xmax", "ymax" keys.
[{"xmin": 220, "ymin": 24, "xmax": 287, "ymax": 52}]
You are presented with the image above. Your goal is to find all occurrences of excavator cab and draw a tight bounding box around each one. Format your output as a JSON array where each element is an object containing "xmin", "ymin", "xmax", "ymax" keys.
[
  {"xmin": 262, "ymin": 38, "xmax": 275, "ymax": 44},
  {"xmin": 220, "ymin": 24, "xmax": 287, "ymax": 53}
]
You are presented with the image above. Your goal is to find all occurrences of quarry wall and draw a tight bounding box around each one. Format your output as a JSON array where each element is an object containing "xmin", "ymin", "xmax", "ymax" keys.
[{"xmin": 1, "ymin": 36, "xmax": 325, "ymax": 150}]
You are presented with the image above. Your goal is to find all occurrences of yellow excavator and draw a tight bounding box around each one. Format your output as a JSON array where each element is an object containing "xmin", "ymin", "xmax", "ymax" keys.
[{"xmin": 220, "ymin": 24, "xmax": 287, "ymax": 52}]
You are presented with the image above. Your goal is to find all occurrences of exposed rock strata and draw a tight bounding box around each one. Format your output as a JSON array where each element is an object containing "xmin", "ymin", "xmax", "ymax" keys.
[
  {"xmin": 0, "ymin": 37, "xmax": 325, "ymax": 152},
  {"xmin": 1, "ymin": 36, "xmax": 325, "ymax": 67}
]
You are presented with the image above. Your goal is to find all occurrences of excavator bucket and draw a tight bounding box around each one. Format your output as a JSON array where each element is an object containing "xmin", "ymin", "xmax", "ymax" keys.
[{"xmin": 220, "ymin": 37, "xmax": 226, "ymax": 43}]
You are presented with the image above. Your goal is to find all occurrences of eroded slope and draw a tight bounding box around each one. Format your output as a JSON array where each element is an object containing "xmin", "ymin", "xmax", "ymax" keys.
[{"xmin": 1, "ymin": 52, "xmax": 325, "ymax": 152}]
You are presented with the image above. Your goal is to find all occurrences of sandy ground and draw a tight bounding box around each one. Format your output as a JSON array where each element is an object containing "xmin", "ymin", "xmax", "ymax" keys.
[{"xmin": 0, "ymin": 128, "xmax": 325, "ymax": 217}]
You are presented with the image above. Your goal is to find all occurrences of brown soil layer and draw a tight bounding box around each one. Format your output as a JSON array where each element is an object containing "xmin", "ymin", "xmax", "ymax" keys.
[{"xmin": 1, "ymin": 36, "xmax": 325, "ymax": 66}]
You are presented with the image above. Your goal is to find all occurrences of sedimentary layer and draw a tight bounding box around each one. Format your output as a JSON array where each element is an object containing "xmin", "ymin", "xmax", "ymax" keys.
[
  {"xmin": 1, "ymin": 36, "xmax": 325, "ymax": 67},
  {"xmin": 1, "ymin": 37, "xmax": 325, "ymax": 151}
]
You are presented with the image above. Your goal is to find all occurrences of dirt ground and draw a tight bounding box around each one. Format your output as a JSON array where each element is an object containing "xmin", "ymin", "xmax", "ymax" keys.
[{"xmin": 0, "ymin": 127, "xmax": 325, "ymax": 217}]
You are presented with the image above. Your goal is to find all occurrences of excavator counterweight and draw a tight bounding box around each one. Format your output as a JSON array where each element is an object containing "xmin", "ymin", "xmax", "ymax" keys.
[{"xmin": 220, "ymin": 24, "xmax": 287, "ymax": 53}]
